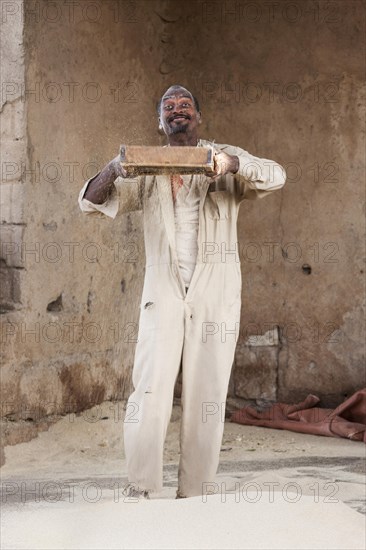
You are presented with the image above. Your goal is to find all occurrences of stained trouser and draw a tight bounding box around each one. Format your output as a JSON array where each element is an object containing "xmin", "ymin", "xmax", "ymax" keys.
[{"xmin": 123, "ymin": 273, "xmax": 240, "ymax": 498}]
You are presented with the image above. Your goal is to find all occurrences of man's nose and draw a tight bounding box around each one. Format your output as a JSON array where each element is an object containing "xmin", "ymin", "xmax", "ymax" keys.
[{"xmin": 173, "ymin": 103, "xmax": 185, "ymax": 114}]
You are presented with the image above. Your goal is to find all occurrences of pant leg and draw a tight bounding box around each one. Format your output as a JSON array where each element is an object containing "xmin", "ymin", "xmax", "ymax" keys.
[
  {"xmin": 123, "ymin": 315, "xmax": 184, "ymax": 493},
  {"xmin": 177, "ymin": 310, "xmax": 238, "ymax": 497}
]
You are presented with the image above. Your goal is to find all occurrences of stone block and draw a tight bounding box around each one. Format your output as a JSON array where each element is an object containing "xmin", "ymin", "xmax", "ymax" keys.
[
  {"xmin": 0, "ymin": 139, "xmax": 26, "ymax": 183},
  {"xmin": 0, "ymin": 0, "xmax": 24, "ymax": 97},
  {"xmin": 0, "ymin": 224, "xmax": 24, "ymax": 267},
  {"xmin": 245, "ymin": 328, "xmax": 279, "ymax": 347},
  {"xmin": 0, "ymin": 101, "xmax": 25, "ymax": 142},
  {"xmin": 0, "ymin": 265, "xmax": 21, "ymax": 308},
  {"xmin": 0, "ymin": 183, "xmax": 24, "ymax": 223},
  {"xmin": 234, "ymin": 343, "xmax": 278, "ymax": 401}
]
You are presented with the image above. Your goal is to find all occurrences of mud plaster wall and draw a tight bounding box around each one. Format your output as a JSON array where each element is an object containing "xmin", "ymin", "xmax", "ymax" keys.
[{"xmin": 1, "ymin": 0, "xmax": 365, "ymax": 420}]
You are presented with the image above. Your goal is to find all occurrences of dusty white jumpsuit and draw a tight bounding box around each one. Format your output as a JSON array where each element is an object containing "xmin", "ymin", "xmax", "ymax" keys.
[{"xmin": 79, "ymin": 139, "xmax": 286, "ymax": 497}]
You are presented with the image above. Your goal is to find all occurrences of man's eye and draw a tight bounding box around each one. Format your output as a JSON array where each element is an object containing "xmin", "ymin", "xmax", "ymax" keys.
[{"xmin": 165, "ymin": 105, "xmax": 173, "ymax": 110}]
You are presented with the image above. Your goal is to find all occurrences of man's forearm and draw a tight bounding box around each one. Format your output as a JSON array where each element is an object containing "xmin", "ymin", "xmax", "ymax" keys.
[{"xmin": 84, "ymin": 159, "xmax": 119, "ymax": 204}]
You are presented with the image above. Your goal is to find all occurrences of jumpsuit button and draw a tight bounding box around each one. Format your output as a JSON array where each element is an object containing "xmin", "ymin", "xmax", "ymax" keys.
[{"xmin": 185, "ymin": 303, "xmax": 193, "ymax": 320}]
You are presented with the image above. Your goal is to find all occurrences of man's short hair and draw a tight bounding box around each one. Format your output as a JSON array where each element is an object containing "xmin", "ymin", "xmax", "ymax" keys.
[{"xmin": 156, "ymin": 86, "xmax": 200, "ymax": 115}]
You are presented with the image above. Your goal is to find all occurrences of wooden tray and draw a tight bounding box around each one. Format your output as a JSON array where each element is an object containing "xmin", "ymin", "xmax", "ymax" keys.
[{"xmin": 119, "ymin": 145, "xmax": 214, "ymax": 176}]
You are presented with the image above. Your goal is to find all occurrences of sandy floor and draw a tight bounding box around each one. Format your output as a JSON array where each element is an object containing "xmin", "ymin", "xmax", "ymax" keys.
[{"xmin": 1, "ymin": 401, "xmax": 365, "ymax": 549}]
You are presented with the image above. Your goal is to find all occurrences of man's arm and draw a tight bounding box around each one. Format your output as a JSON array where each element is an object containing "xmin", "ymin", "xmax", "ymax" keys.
[
  {"xmin": 78, "ymin": 154, "xmax": 143, "ymax": 219},
  {"xmin": 207, "ymin": 142, "xmax": 286, "ymax": 200},
  {"xmin": 233, "ymin": 146, "xmax": 286, "ymax": 200},
  {"xmin": 84, "ymin": 155, "xmax": 126, "ymax": 204}
]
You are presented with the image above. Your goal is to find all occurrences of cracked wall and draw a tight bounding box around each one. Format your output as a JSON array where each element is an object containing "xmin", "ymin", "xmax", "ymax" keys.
[
  {"xmin": 0, "ymin": 0, "xmax": 365, "ymax": 428},
  {"xmin": 0, "ymin": 0, "xmax": 26, "ymax": 315}
]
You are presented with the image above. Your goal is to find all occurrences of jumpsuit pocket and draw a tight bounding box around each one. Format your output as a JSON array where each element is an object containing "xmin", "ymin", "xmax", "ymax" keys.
[
  {"xmin": 207, "ymin": 191, "xmax": 231, "ymax": 220},
  {"xmin": 138, "ymin": 300, "xmax": 157, "ymax": 331}
]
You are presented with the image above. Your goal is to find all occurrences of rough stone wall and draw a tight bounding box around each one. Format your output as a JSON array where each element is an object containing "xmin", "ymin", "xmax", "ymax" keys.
[
  {"xmin": 0, "ymin": 0, "xmax": 26, "ymax": 314},
  {"xmin": 0, "ymin": 0, "xmax": 28, "ymax": 423},
  {"xmin": 1, "ymin": 0, "xmax": 364, "ymax": 426}
]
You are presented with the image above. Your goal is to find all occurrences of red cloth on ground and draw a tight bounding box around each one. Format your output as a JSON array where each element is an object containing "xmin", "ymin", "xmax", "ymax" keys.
[{"xmin": 230, "ymin": 389, "xmax": 366, "ymax": 443}]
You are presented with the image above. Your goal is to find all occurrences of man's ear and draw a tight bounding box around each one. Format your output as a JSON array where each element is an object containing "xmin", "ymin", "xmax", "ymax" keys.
[
  {"xmin": 158, "ymin": 118, "xmax": 163, "ymax": 130},
  {"xmin": 197, "ymin": 111, "xmax": 202, "ymax": 124}
]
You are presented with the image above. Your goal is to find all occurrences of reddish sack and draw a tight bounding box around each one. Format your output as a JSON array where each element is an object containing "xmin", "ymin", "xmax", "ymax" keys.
[{"xmin": 231, "ymin": 389, "xmax": 366, "ymax": 443}]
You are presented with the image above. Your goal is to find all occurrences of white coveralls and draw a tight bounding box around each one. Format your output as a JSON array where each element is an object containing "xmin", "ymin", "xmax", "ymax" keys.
[{"xmin": 78, "ymin": 139, "xmax": 286, "ymax": 497}]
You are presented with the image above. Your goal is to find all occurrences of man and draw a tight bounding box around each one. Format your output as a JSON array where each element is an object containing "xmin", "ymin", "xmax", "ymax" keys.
[{"xmin": 78, "ymin": 85, "xmax": 286, "ymax": 499}]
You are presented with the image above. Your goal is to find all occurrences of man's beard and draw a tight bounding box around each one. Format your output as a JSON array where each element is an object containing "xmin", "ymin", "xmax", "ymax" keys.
[{"xmin": 170, "ymin": 123, "xmax": 188, "ymax": 134}]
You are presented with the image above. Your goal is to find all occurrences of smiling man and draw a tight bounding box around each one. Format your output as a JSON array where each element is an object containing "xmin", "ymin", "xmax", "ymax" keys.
[{"xmin": 78, "ymin": 85, "xmax": 286, "ymax": 499}]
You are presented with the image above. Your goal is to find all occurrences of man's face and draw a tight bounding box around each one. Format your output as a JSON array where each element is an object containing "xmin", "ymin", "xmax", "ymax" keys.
[{"xmin": 159, "ymin": 87, "xmax": 201, "ymax": 136}]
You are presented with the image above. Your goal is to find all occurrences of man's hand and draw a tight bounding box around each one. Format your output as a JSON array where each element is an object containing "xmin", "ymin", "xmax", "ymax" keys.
[
  {"xmin": 210, "ymin": 151, "xmax": 239, "ymax": 178},
  {"xmin": 111, "ymin": 155, "xmax": 128, "ymax": 179}
]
